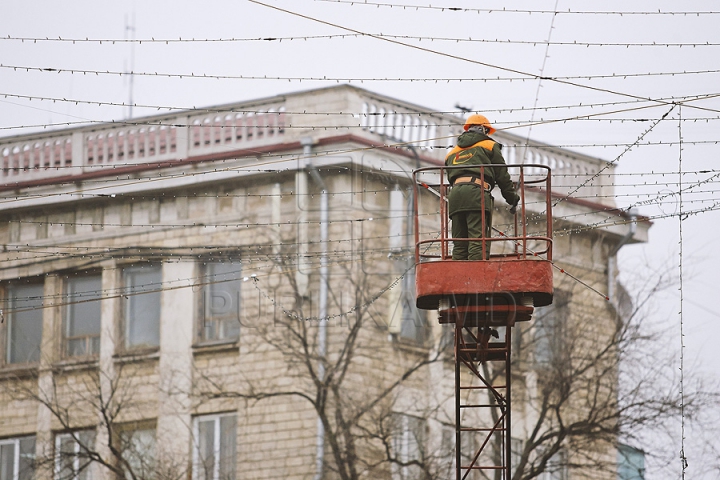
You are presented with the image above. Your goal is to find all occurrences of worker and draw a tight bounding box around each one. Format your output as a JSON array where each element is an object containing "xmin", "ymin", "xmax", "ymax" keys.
[{"xmin": 445, "ymin": 114, "xmax": 519, "ymax": 260}]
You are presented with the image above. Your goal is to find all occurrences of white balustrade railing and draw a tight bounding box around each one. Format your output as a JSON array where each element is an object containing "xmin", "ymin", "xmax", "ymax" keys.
[
  {"xmin": 0, "ymin": 90, "xmax": 612, "ymax": 204},
  {"xmin": 359, "ymin": 99, "xmax": 446, "ymax": 156},
  {"xmin": 503, "ymin": 143, "xmax": 613, "ymax": 201},
  {"xmin": 0, "ymin": 106, "xmax": 287, "ymax": 186},
  {"xmin": 1, "ymin": 134, "xmax": 74, "ymax": 182},
  {"xmin": 85, "ymin": 125, "xmax": 179, "ymax": 166},
  {"xmin": 358, "ymin": 95, "xmax": 614, "ymax": 202},
  {"xmin": 187, "ymin": 107, "xmax": 286, "ymax": 155}
]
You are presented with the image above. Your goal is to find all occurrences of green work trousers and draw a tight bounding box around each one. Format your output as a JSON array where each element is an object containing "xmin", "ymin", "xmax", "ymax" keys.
[{"xmin": 451, "ymin": 209, "xmax": 493, "ymax": 260}]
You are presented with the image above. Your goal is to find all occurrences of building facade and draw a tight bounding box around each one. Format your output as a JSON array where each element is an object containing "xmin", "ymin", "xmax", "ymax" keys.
[{"xmin": 0, "ymin": 85, "xmax": 648, "ymax": 479}]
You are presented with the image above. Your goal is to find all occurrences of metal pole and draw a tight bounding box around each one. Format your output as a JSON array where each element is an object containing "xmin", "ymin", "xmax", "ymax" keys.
[
  {"xmin": 480, "ymin": 166, "xmax": 487, "ymax": 259},
  {"xmin": 455, "ymin": 321, "xmax": 462, "ymax": 480},
  {"xmin": 520, "ymin": 168, "xmax": 527, "ymax": 259},
  {"xmin": 440, "ymin": 168, "xmax": 448, "ymax": 260},
  {"xmin": 505, "ymin": 325, "xmax": 512, "ymax": 480},
  {"xmin": 546, "ymin": 168, "xmax": 553, "ymax": 262}
]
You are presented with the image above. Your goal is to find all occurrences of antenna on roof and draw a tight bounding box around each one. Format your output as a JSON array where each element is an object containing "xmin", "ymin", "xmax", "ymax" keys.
[{"xmin": 124, "ymin": 12, "xmax": 136, "ymax": 119}]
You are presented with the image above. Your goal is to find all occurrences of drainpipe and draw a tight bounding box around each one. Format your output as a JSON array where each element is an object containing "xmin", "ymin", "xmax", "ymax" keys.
[
  {"xmin": 272, "ymin": 183, "xmax": 281, "ymax": 256},
  {"xmin": 608, "ymin": 208, "xmax": 637, "ymax": 309},
  {"xmin": 303, "ymin": 137, "xmax": 328, "ymax": 480}
]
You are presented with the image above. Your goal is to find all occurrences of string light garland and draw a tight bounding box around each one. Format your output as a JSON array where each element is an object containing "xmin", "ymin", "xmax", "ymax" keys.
[
  {"xmin": 0, "ymin": 4, "xmax": 711, "ymax": 472},
  {"xmin": 5, "ymin": 63, "xmax": 720, "ymax": 84},
  {"xmin": 3, "ymin": 91, "xmax": 715, "ymax": 118},
  {"xmin": 0, "ymin": 120, "xmax": 717, "ymax": 208},
  {"xmin": 0, "ymin": 199, "xmax": 715, "ymax": 265},
  {"xmin": 1, "ymin": 177, "xmax": 718, "ymax": 201},
  {"xmin": 3, "ymin": 191, "xmax": 714, "ymax": 240},
  {"xmin": 313, "ymin": 0, "xmax": 720, "ymax": 16},
  {"xmin": 2, "ymin": 197, "xmax": 717, "ymax": 316},
  {"xmin": 4, "ymin": 34, "xmax": 720, "ymax": 48},
  {"xmin": 678, "ymin": 106, "xmax": 688, "ymax": 479},
  {"xmin": 551, "ymin": 105, "xmax": 677, "ymax": 210}
]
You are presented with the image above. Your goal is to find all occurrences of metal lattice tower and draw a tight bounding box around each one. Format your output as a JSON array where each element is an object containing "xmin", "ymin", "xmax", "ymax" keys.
[{"xmin": 414, "ymin": 165, "xmax": 554, "ymax": 480}]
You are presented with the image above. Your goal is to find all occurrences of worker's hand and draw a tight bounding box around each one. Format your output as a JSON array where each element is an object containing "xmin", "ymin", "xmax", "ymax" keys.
[{"xmin": 509, "ymin": 195, "xmax": 519, "ymax": 215}]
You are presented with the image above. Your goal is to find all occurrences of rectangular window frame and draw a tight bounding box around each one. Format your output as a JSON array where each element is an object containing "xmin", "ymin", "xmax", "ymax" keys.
[
  {"xmin": 0, "ymin": 435, "xmax": 36, "ymax": 480},
  {"xmin": 540, "ymin": 449, "xmax": 568, "ymax": 480},
  {"xmin": 398, "ymin": 264, "xmax": 428, "ymax": 345},
  {"xmin": 114, "ymin": 421, "xmax": 157, "ymax": 480},
  {"xmin": 391, "ymin": 413, "xmax": 426, "ymax": 480},
  {"xmin": 533, "ymin": 290, "xmax": 571, "ymax": 371},
  {"xmin": 196, "ymin": 261, "xmax": 242, "ymax": 345},
  {"xmin": 191, "ymin": 413, "xmax": 237, "ymax": 480},
  {"xmin": 440, "ymin": 423, "xmax": 477, "ymax": 479},
  {"xmin": 3, "ymin": 279, "xmax": 45, "ymax": 366},
  {"xmin": 63, "ymin": 273, "xmax": 103, "ymax": 359},
  {"xmin": 120, "ymin": 264, "xmax": 162, "ymax": 352},
  {"xmin": 54, "ymin": 430, "xmax": 96, "ymax": 480}
]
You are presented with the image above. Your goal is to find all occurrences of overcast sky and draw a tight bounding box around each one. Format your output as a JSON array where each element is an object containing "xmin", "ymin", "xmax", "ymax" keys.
[{"xmin": 2, "ymin": 1, "xmax": 720, "ymax": 477}]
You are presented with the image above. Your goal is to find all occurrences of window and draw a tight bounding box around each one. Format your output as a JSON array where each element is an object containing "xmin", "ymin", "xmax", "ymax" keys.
[
  {"xmin": 64, "ymin": 274, "xmax": 102, "ymax": 357},
  {"xmin": 118, "ymin": 426, "xmax": 156, "ymax": 480},
  {"xmin": 391, "ymin": 414, "xmax": 425, "ymax": 480},
  {"xmin": 192, "ymin": 413, "xmax": 237, "ymax": 480},
  {"xmin": 398, "ymin": 265, "xmax": 427, "ymax": 344},
  {"xmin": 533, "ymin": 291, "xmax": 571, "ymax": 368},
  {"xmin": 439, "ymin": 324, "xmax": 454, "ymax": 351},
  {"xmin": 6, "ymin": 280, "xmax": 44, "ymax": 364},
  {"xmin": 539, "ymin": 449, "xmax": 568, "ymax": 480},
  {"xmin": 618, "ymin": 443, "xmax": 645, "ymax": 480},
  {"xmin": 510, "ymin": 437, "xmax": 524, "ymax": 477},
  {"xmin": 55, "ymin": 430, "xmax": 95, "ymax": 480},
  {"xmin": 0, "ymin": 435, "xmax": 35, "ymax": 480},
  {"xmin": 388, "ymin": 259, "xmax": 427, "ymax": 345},
  {"xmin": 198, "ymin": 262, "xmax": 241, "ymax": 343},
  {"xmin": 122, "ymin": 264, "xmax": 161, "ymax": 350},
  {"xmin": 440, "ymin": 423, "xmax": 480, "ymax": 480}
]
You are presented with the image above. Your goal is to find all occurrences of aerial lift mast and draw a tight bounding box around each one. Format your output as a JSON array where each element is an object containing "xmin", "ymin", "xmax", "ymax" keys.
[{"xmin": 413, "ymin": 165, "xmax": 554, "ymax": 480}]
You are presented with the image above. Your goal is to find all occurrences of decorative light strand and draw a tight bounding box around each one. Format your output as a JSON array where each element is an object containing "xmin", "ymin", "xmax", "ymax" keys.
[
  {"xmin": 5, "ymin": 63, "xmax": 720, "ymax": 83},
  {"xmin": 313, "ymin": 0, "xmax": 720, "ymax": 16},
  {"xmin": 551, "ymin": 105, "xmax": 677, "ymax": 209},
  {"xmin": 4, "ymin": 33, "xmax": 720, "ymax": 48},
  {"xmin": 3, "ymin": 90, "xmax": 714, "ymax": 117},
  {"xmin": 678, "ymin": 106, "xmax": 688, "ymax": 479}
]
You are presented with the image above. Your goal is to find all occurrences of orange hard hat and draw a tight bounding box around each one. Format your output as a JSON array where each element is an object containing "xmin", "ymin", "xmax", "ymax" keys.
[{"xmin": 463, "ymin": 114, "xmax": 496, "ymax": 134}]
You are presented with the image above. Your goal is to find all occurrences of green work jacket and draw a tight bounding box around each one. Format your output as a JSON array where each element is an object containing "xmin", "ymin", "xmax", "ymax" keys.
[{"xmin": 444, "ymin": 131, "xmax": 519, "ymax": 217}]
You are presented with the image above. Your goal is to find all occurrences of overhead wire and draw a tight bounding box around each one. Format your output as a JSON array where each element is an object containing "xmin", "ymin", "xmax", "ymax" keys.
[
  {"xmin": 521, "ymin": 0, "xmax": 559, "ymax": 161},
  {"xmin": 247, "ymin": 0, "xmax": 718, "ymax": 115}
]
